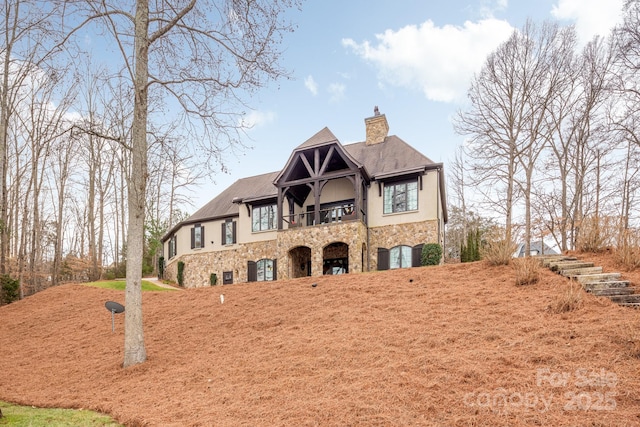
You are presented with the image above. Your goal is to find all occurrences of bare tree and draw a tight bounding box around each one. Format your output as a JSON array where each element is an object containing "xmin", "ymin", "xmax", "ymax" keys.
[
  {"xmin": 608, "ymin": 0, "xmax": 640, "ymax": 233},
  {"xmin": 49, "ymin": 127, "xmax": 80, "ymax": 286},
  {"xmin": 514, "ymin": 22, "xmax": 578, "ymax": 256},
  {"xmin": 19, "ymin": 66, "xmax": 74, "ymax": 293},
  {"xmin": 61, "ymin": 0, "xmax": 301, "ymax": 367},
  {"xmin": 455, "ymin": 21, "xmax": 534, "ymax": 247},
  {"xmin": 455, "ymin": 20, "xmax": 617, "ymax": 256},
  {"xmin": 0, "ymin": 0, "xmax": 65, "ymax": 275},
  {"xmin": 446, "ymin": 146, "xmax": 468, "ymax": 259}
]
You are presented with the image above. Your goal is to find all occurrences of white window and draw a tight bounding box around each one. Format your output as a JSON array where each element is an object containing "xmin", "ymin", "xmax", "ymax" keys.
[
  {"xmin": 390, "ymin": 245, "xmax": 412, "ymax": 269},
  {"xmin": 256, "ymin": 259, "xmax": 274, "ymax": 281}
]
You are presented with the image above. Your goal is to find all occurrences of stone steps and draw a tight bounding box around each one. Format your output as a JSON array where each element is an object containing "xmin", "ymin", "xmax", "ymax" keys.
[
  {"xmin": 549, "ymin": 261, "xmax": 595, "ymax": 272},
  {"xmin": 609, "ymin": 294, "xmax": 640, "ymax": 304},
  {"xmin": 617, "ymin": 303, "xmax": 640, "ymax": 309},
  {"xmin": 590, "ymin": 287, "xmax": 636, "ymax": 297},
  {"xmin": 542, "ymin": 256, "xmax": 635, "ymax": 308},
  {"xmin": 583, "ymin": 280, "xmax": 631, "ymax": 291},
  {"xmin": 540, "ymin": 255, "xmax": 577, "ymax": 267},
  {"xmin": 561, "ymin": 266, "xmax": 603, "ymax": 277},
  {"xmin": 575, "ymin": 273, "xmax": 622, "ymax": 283}
]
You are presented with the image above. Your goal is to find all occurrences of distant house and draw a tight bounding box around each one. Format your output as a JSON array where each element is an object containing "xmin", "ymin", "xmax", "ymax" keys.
[
  {"xmin": 161, "ymin": 109, "xmax": 447, "ymax": 287},
  {"xmin": 514, "ymin": 241, "xmax": 558, "ymax": 258}
]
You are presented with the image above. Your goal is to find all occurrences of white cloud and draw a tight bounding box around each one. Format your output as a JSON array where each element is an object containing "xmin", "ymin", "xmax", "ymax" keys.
[
  {"xmin": 328, "ymin": 82, "xmax": 346, "ymax": 103},
  {"xmin": 304, "ymin": 75, "xmax": 318, "ymax": 96},
  {"xmin": 551, "ymin": 0, "xmax": 624, "ymax": 44},
  {"xmin": 342, "ymin": 18, "xmax": 513, "ymax": 103},
  {"xmin": 479, "ymin": 0, "xmax": 508, "ymax": 18},
  {"xmin": 239, "ymin": 110, "xmax": 276, "ymax": 129}
]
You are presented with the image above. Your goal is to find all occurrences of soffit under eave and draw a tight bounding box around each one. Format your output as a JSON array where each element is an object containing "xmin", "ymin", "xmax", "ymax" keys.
[{"xmin": 275, "ymin": 141, "xmax": 368, "ymax": 186}]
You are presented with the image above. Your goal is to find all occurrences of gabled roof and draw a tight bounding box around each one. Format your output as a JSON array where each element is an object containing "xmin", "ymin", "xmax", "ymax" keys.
[
  {"xmin": 190, "ymin": 171, "xmax": 279, "ymax": 222},
  {"xmin": 296, "ymin": 126, "xmax": 339, "ymax": 149},
  {"xmin": 162, "ymin": 171, "xmax": 279, "ymax": 241},
  {"xmin": 164, "ymin": 127, "xmax": 446, "ymax": 241}
]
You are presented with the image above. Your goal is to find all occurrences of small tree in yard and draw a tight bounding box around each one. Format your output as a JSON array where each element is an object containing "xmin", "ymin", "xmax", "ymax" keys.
[
  {"xmin": 422, "ymin": 243, "xmax": 442, "ymax": 266},
  {"xmin": 177, "ymin": 261, "xmax": 185, "ymax": 287},
  {"xmin": 0, "ymin": 274, "xmax": 19, "ymax": 305},
  {"xmin": 461, "ymin": 229, "xmax": 482, "ymax": 262},
  {"xmin": 158, "ymin": 256, "xmax": 165, "ymax": 280}
]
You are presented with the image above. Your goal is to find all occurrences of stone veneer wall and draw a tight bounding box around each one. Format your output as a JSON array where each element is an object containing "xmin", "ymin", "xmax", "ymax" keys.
[
  {"xmin": 276, "ymin": 221, "xmax": 368, "ymax": 278},
  {"xmin": 365, "ymin": 114, "xmax": 389, "ymax": 145},
  {"xmin": 165, "ymin": 219, "xmax": 436, "ymax": 287},
  {"xmin": 367, "ymin": 219, "xmax": 439, "ymax": 270},
  {"xmin": 164, "ymin": 239, "xmax": 277, "ymax": 288}
]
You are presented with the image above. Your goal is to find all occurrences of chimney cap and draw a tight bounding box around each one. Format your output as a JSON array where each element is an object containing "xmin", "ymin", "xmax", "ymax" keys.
[{"xmin": 374, "ymin": 105, "xmax": 380, "ymax": 116}]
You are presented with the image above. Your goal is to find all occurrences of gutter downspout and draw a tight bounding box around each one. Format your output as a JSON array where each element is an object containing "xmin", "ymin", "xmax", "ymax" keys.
[{"xmin": 436, "ymin": 167, "xmax": 444, "ymax": 262}]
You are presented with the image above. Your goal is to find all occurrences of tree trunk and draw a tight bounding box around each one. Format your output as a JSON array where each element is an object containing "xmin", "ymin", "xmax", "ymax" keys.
[{"xmin": 123, "ymin": 0, "xmax": 149, "ymax": 368}]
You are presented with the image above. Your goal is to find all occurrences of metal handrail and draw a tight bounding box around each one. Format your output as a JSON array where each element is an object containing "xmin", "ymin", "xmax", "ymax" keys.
[{"xmin": 286, "ymin": 207, "xmax": 362, "ymax": 228}]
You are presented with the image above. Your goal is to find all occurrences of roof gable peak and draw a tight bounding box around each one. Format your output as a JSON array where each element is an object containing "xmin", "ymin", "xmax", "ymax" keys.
[{"xmin": 296, "ymin": 127, "xmax": 339, "ymax": 149}]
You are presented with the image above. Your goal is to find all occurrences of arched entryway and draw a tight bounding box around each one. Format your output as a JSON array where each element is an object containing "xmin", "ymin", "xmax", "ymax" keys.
[
  {"xmin": 289, "ymin": 246, "xmax": 311, "ymax": 278},
  {"xmin": 323, "ymin": 242, "xmax": 349, "ymax": 275}
]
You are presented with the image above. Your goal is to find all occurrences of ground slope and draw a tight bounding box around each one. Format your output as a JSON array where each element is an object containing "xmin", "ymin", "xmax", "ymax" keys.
[{"xmin": 1, "ymin": 256, "xmax": 640, "ymax": 426}]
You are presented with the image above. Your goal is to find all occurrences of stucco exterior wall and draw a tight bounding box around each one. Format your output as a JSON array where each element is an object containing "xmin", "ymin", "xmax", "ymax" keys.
[{"xmin": 367, "ymin": 169, "xmax": 441, "ymax": 228}]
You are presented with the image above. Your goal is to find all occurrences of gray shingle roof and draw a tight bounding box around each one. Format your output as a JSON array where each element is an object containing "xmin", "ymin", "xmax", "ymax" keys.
[
  {"xmin": 186, "ymin": 171, "xmax": 279, "ymax": 223},
  {"xmin": 296, "ymin": 127, "xmax": 339, "ymax": 149},
  {"xmin": 344, "ymin": 135, "xmax": 435, "ymax": 179},
  {"xmin": 163, "ymin": 129, "xmax": 443, "ymax": 241}
]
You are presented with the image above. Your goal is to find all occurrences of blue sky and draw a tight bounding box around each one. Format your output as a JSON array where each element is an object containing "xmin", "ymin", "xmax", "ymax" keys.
[{"xmin": 191, "ymin": 0, "xmax": 626, "ymax": 212}]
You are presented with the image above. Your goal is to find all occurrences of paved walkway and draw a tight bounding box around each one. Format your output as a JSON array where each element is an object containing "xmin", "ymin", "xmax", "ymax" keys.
[{"xmin": 143, "ymin": 277, "xmax": 182, "ymax": 290}]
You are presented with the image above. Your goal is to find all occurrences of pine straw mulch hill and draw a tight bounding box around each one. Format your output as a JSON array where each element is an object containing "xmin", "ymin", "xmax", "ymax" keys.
[{"xmin": 2, "ymin": 255, "xmax": 640, "ymax": 426}]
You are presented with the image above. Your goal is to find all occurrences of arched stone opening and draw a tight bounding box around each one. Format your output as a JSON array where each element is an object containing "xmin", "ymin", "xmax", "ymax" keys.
[
  {"xmin": 289, "ymin": 246, "xmax": 312, "ymax": 278},
  {"xmin": 323, "ymin": 242, "xmax": 349, "ymax": 275}
]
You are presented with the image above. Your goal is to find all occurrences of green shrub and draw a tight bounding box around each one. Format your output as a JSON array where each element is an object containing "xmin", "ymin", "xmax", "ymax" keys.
[
  {"xmin": 421, "ymin": 243, "xmax": 442, "ymax": 266},
  {"xmin": 177, "ymin": 261, "xmax": 185, "ymax": 287},
  {"xmin": 461, "ymin": 229, "xmax": 481, "ymax": 262},
  {"xmin": 158, "ymin": 256, "xmax": 165, "ymax": 279},
  {"xmin": 0, "ymin": 274, "xmax": 19, "ymax": 305},
  {"xmin": 210, "ymin": 273, "xmax": 218, "ymax": 286}
]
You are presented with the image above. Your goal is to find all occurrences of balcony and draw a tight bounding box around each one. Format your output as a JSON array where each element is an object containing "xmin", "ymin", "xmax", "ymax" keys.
[{"xmin": 286, "ymin": 206, "xmax": 362, "ymax": 229}]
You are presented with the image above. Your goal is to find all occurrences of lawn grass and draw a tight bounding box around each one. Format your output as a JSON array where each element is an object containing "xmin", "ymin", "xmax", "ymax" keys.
[
  {"xmin": 85, "ymin": 279, "xmax": 175, "ymax": 291},
  {"xmin": 0, "ymin": 400, "xmax": 122, "ymax": 426}
]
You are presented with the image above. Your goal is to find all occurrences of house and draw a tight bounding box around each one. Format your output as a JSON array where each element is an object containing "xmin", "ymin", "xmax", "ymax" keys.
[
  {"xmin": 514, "ymin": 241, "xmax": 559, "ymax": 258},
  {"xmin": 161, "ymin": 109, "xmax": 447, "ymax": 287}
]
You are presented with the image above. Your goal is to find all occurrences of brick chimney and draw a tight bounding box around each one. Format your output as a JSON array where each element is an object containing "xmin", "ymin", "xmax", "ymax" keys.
[{"xmin": 365, "ymin": 106, "xmax": 389, "ymax": 145}]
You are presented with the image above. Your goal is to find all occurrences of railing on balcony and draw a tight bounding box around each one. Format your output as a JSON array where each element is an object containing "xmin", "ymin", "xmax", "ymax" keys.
[{"xmin": 285, "ymin": 206, "xmax": 362, "ymax": 228}]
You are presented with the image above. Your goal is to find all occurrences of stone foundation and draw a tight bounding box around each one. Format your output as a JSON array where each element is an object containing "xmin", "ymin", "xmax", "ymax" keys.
[
  {"xmin": 165, "ymin": 219, "xmax": 438, "ymax": 288},
  {"xmin": 368, "ymin": 220, "xmax": 439, "ymax": 270}
]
